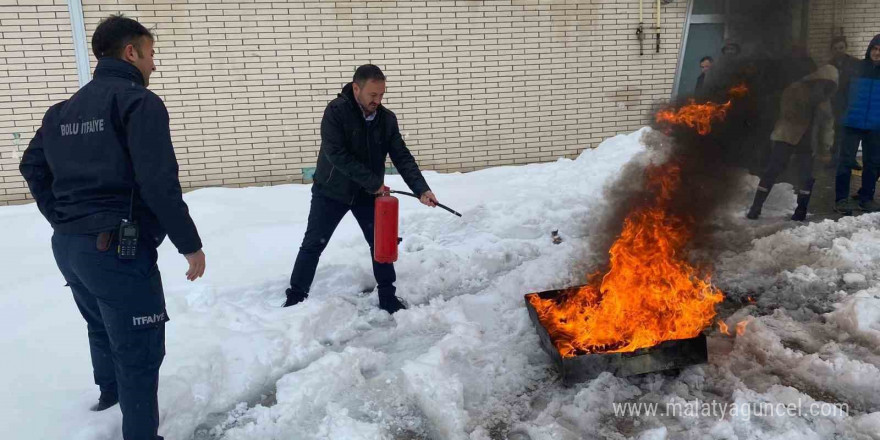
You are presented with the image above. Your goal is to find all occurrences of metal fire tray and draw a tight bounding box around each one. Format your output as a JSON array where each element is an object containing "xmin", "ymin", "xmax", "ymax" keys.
[{"xmin": 525, "ymin": 288, "xmax": 708, "ymax": 385}]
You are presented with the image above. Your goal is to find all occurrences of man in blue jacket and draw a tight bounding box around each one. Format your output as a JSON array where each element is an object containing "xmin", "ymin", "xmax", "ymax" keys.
[
  {"xmin": 283, "ymin": 64, "xmax": 438, "ymax": 314},
  {"xmin": 19, "ymin": 15, "xmax": 205, "ymax": 440},
  {"xmin": 835, "ymin": 34, "xmax": 880, "ymax": 215}
]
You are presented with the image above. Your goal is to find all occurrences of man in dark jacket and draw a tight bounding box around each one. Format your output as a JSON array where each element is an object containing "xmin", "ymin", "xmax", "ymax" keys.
[
  {"xmin": 834, "ymin": 34, "xmax": 880, "ymax": 215},
  {"xmin": 828, "ymin": 36, "xmax": 862, "ymax": 166},
  {"xmin": 18, "ymin": 15, "xmax": 205, "ymax": 440},
  {"xmin": 284, "ymin": 64, "xmax": 438, "ymax": 314}
]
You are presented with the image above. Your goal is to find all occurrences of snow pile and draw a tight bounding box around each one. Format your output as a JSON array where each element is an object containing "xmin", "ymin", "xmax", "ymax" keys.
[
  {"xmin": 828, "ymin": 289, "xmax": 880, "ymax": 346},
  {"xmin": 2, "ymin": 128, "xmax": 880, "ymax": 440}
]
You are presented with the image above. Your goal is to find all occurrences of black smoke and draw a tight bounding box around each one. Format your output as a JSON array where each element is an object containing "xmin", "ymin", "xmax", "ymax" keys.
[{"xmin": 576, "ymin": 0, "xmax": 826, "ymax": 276}]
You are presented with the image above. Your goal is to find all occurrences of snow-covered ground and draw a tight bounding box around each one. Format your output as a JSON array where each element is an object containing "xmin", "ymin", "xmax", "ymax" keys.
[{"xmin": 2, "ymin": 128, "xmax": 880, "ymax": 440}]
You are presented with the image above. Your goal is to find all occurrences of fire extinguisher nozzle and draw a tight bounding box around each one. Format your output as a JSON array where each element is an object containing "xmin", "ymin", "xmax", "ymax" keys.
[{"xmin": 444, "ymin": 207, "xmax": 463, "ymax": 217}]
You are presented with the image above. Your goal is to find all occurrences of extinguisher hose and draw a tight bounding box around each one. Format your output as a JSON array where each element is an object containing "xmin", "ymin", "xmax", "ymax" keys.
[{"xmin": 389, "ymin": 190, "xmax": 463, "ymax": 217}]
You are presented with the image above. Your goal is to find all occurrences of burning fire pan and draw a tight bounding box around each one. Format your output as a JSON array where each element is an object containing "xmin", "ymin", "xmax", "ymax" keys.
[{"xmin": 525, "ymin": 289, "xmax": 708, "ymax": 385}]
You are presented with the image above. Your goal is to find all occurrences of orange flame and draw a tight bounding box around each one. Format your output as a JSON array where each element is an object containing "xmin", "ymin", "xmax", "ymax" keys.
[
  {"xmin": 525, "ymin": 87, "xmax": 745, "ymax": 357},
  {"xmin": 527, "ymin": 163, "xmax": 724, "ymax": 357},
  {"xmin": 718, "ymin": 319, "xmax": 750, "ymax": 337},
  {"xmin": 728, "ymin": 83, "xmax": 749, "ymax": 98},
  {"xmin": 655, "ymin": 84, "xmax": 748, "ymax": 135},
  {"xmin": 736, "ymin": 320, "xmax": 750, "ymax": 336},
  {"xmin": 655, "ymin": 101, "xmax": 732, "ymax": 135}
]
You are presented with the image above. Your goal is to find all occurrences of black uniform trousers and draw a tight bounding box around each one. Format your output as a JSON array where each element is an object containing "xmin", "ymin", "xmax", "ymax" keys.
[{"xmin": 52, "ymin": 233, "xmax": 166, "ymax": 440}]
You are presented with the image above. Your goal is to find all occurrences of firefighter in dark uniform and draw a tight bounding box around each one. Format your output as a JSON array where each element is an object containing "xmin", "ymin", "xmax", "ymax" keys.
[
  {"xmin": 283, "ymin": 64, "xmax": 438, "ymax": 314},
  {"xmin": 18, "ymin": 15, "xmax": 205, "ymax": 440}
]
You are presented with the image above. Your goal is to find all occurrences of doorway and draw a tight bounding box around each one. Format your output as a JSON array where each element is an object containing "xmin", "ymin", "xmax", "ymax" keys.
[{"xmin": 673, "ymin": 0, "xmax": 810, "ymax": 97}]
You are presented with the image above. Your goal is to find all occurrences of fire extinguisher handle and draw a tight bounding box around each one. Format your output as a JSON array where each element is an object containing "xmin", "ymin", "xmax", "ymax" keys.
[{"xmin": 388, "ymin": 190, "xmax": 463, "ymax": 217}]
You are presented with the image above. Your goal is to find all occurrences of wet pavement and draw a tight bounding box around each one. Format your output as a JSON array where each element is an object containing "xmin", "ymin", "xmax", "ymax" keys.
[{"xmin": 807, "ymin": 158, "xmax": 872, "ymax": 222}]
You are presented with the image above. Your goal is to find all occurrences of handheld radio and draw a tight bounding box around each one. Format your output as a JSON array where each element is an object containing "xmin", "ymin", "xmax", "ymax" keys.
[{"xmin": 117, "ymin": 190, "xmax": 139, "ymax": 260}]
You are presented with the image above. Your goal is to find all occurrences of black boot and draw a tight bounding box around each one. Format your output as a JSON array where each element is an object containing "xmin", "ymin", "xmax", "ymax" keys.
[
  {"xmin": 378, "ymin": 295, "xmax": 408, "ymax": 314},
  {"xmin": 835, "ymin": 198, "xmax": 856, "ymax": 215},
  {"xmin": 746, "ymin": 188, "xmax": 770, "ymax": 220},
  {"xmin": 283, "ymin": 288, "xmax": 308, "ymax": 307},
  {"xmin": 791, "ymin": 196, "xmax": 809, "ymax": 221},
  {"xmin": 90, "ymin": 391, "xmax": 118, "ymax": 412},
  {"xmin": 791, "ymin": 179, "xmax": 814, "ymax": 221}
]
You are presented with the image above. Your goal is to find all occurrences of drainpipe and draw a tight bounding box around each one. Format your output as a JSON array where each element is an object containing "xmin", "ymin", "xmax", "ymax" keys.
[
  {"xmin": 655, "ymin": 0, "xmax": 661, "ymax": 53},
  {"xmin": 66, "ymin": 0, "xmax": 91, "ymax": 88}
]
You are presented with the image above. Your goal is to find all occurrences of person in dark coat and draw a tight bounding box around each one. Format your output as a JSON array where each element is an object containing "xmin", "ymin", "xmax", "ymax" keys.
[
  {"xmin": 695, "ymin": 56, "xmax": 713, "ymax": 96},
  {"xmin": 18, "ymin": 15, "xmax": 205, "ymax": 440},
  {"xmin": 283, "ymin": 64, "xmax": 438, "ymax": 314},
  {"xmin": 834, "ymin": 34, "xmax": 880, "ymax": 215},
  {"xmin": 828, "ymin": 36, "xmax": 862, "ymax": 166},
  {"xmin": 747, "ymin": 65, "xmax": 838, "ymax": 221}
]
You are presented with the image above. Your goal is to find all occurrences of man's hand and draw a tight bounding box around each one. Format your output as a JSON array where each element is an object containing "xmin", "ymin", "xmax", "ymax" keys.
[
  {"xmin": 373, "ymin": 184, "xmax": 390, "ymax": 195},
  {"xmin": 184, "ymin": 249, "xmax": 206, "ymax": 281},
  {"xmin": 420, "ymin": 190, "xmax": 438, "ymax": 207}
]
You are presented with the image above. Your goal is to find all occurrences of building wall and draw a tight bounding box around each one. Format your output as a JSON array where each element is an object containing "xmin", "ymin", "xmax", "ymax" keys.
[
  {"xmin": 808, "ymin": 0, "xmax": 878, "ymax": 64},
  {"xmin": 1, "ymin": 0, "xmax": 688, "ymax": 205},
  {"xmin": 0, "ymin": 0, "xmax": 79, "ymax": 204}
]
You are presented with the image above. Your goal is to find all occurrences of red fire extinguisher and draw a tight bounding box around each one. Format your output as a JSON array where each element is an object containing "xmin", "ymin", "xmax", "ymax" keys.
[
  {"xmin": 374, "ymin": 189, "xmax": 399, "ymax": 263},
  {"xmin": 374, "ymin": 187, "xmax": 462, "ymax": 264}
]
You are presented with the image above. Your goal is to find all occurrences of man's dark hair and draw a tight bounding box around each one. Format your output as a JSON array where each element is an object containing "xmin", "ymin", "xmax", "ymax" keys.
[
  {"xmin": 92, "ymin": 14, "xmax": 154, "ymax": 60},
  {"xmin": 700, "ymin": 56, "xmax": 714, "ymax": 64},
  {"xmin": 830, "ymin": 35, "xmax": 848, "ymax": 48},
  {"xmin": 353, "ymin": 64, "xmax": 386, "ymax": 87}
]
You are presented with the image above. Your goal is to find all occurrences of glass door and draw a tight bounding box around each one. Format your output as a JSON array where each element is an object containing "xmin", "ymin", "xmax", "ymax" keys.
[{"xmin": 673, "ymin": 0, "xmax": 810, "ymax": 97}]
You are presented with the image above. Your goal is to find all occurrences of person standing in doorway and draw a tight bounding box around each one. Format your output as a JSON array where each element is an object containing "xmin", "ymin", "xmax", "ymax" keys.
[{"xmin": 695, "ymin": 56, "xmax": 713, "ymax": 96}]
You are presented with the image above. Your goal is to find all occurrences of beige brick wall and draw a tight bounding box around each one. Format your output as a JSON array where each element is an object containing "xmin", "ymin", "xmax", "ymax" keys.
[
  {"xmin": 809, "ymin": 0, "xmax": 878, "ymax": 64},
  {"xmin": 0, "ymin": 0, "xmax": 79, "ymax": 204},
  {"xmin": 3, "ymin": 0, "xmax": 688, "ymax": 205}
]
